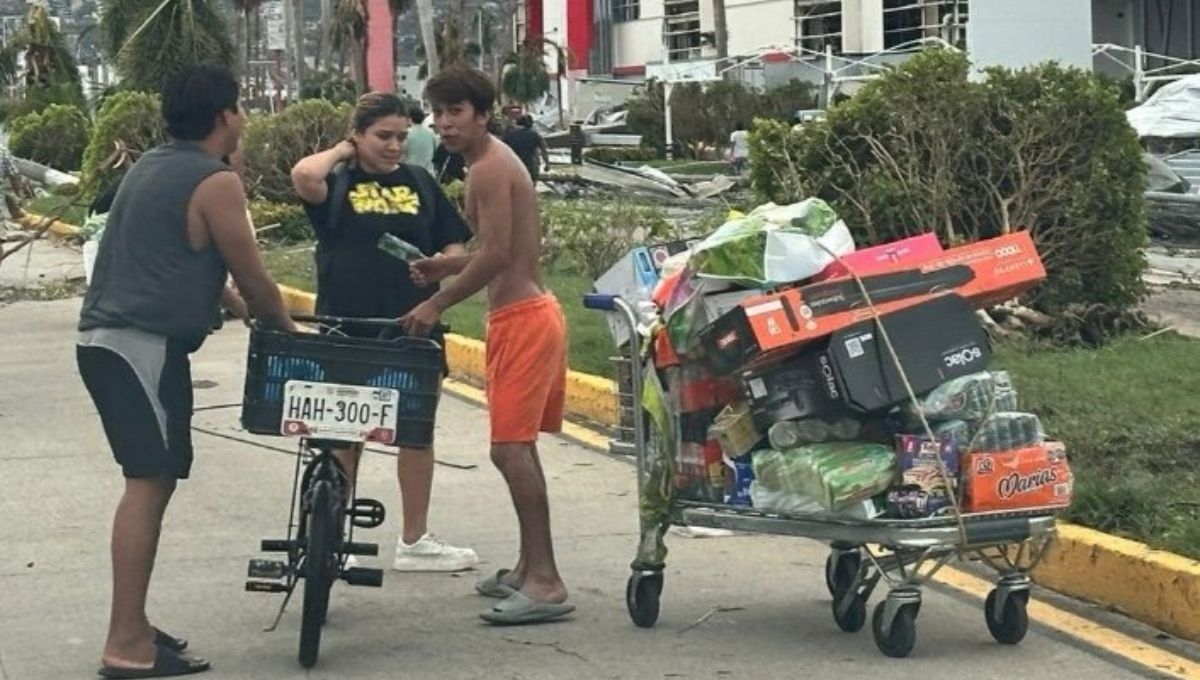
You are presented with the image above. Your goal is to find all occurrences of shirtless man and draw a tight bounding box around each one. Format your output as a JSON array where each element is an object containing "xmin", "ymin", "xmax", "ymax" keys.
[{"xmin": 401, "ymin": 66, "xmax": 572, "ymax": 625}]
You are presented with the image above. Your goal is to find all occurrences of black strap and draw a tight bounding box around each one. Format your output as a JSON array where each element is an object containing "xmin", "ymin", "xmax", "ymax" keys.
[{"xmin": 325, "ymin": 162, "xmax": 352, "ymax": 235}]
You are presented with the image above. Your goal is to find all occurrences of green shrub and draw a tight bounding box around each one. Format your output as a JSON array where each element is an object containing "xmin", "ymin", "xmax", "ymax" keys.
[
  {"xmin": 249, "ymin": 201, "xmax": 312, "ymax": 243},
  {"xmin": 542, "ymin": 199, "xmax": 675, "ymax": 279},
  {"xmin": 80, "ymin": 91, "xmax": 166, "ymax": 195},
  {"xmin": 300, "ymin": 71, "xmax": 359, "ymax": 106},
  {"xmin": 749, "ymin": 49, "xmax": 1147, "ymax": 319},
  {"xmin": 243, "ymin": 99, "xmax": 353, "ymax": 203},
  {"xmin": 8, "ymin": 104, "xmax": 90, "ymax": 172},
  {"xmin": 626, "ymin": 78, "xmax": 817, "ymax": 158}
]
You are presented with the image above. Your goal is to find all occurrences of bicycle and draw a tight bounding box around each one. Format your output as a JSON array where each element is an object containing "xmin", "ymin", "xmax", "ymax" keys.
[{"xmin": 239, "ymin": 314, "xmax": 446, "ymax": 668}]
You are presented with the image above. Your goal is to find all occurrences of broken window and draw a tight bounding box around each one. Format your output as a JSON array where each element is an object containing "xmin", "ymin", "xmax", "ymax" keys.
[
  {"xmin": 794, "ymin": 0, "xmax": 843, "ymax": 54},
  {"xmin": 883, "ymin": 0, "xmax": 968, "ymax": 49},
  {"xmin": 613, "ymin": 0, "xmax": 639, "ymax": 22},
  {"xmin": 664, "ymin": 0, "xmax": 702, "ymax": 62}
]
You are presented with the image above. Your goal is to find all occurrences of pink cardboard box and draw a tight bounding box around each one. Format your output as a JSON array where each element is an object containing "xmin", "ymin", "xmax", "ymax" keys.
[{"xmin": 813, "ymin": 233, "xmax": 943, "ymax": 282}]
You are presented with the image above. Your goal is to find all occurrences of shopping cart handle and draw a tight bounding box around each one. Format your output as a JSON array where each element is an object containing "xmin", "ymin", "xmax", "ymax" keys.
[{"xmin": 582, "ymin": 293, "xmax": 619, "ymax": 311}]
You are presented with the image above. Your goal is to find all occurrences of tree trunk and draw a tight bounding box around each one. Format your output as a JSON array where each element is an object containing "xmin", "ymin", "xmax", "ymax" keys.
[
  {"xmin": 712, "ymin": 0, "xmax": 729, "ymax": 61},
  {"xmin": 416, "ymin": 0, "xmax": 438, "ymax": 77},
  {"xmin": 293, "ymin": 0, "xmax": 307, "ymax": 83},
  {"xmin": 318, "ymin": 0, "xmax": 333, "ymax": 70}
]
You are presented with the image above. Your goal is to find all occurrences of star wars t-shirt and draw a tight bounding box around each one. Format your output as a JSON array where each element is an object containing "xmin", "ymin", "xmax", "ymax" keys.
[{"xmin": 303, "ymin": 163, "xmax": 472, "ymax": 324}]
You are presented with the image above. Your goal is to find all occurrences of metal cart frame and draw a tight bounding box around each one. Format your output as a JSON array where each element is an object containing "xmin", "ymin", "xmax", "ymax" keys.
[{"xmin": 584, "ymin": 293, "xmax": 1060, "ymax": 658}]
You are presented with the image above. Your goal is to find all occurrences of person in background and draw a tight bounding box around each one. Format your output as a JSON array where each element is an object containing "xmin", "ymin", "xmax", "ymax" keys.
[
  {"xmin": 501, "ymin": 114, "xmax": 550, "ymax": 184},
  {"xmin": 79, "ymin": 64, "xmax": 294, "ymax": 678},
  {"xmin": 290, "ymin": 92, "xmax": 479, "ymax": 573},
  {"xmin": 728, "ymin": 122, "xmax": 750, "ymax": 175},
  {"xmin": 402, "ymin": 106, "xmax": 437, "ymax": 175}
]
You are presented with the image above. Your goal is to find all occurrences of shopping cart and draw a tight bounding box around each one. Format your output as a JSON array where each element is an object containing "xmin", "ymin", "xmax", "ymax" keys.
[{"xmin": 583, "ymin": 293, "xmax": 1059, "ymax": 659}]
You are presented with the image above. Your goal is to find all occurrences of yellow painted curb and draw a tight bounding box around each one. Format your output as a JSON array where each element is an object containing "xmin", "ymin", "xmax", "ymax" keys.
[
  {"xmin": 1033, "ymin": 523, "xmax": 1200, "ymax": 643},
  {"xmin": 18, "ymin": 212, "xmax": 82, "ymax": 239},
  {"xmin": 275, "ymin": 285, "xmax": 620, "ymax": 427}
]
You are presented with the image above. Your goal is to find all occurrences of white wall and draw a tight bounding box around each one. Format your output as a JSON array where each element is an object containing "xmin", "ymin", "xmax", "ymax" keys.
[
  {"xmin": 968, "ymin": 0, "xmax": 1093, "ymax": 72},
  {"xmin": 724, "ymin": 0, "xmax": 796, "ymax": 55},
  {"xmin": 613, "ymin": 17, "xmax": 667, "ymax": 68}
]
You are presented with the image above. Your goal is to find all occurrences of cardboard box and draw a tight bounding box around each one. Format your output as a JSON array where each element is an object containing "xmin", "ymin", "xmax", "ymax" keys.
[
  {"xmin": 895, "ymin": 433, "xmax": 962, "ymax": 492},
  {"xmin": 963, "ymin": 442, "xmax": 1072, "ymax": 512},
  {"xmin": 742, "ymin": 294, "xmax": 991, "ymax": 419},
  {"xmin": 813, "ymin": 233, "xmax": 943, "ymax": 282},
  {"xmin": 594, "ymin": 239, "xmax": 699, "ymax": 347},
  {"xmin": 710, "ymin": 402, "xmax": 765, "ymax": 459},
  {"xmin": 698, "ymin": 232, "xmax": 1043, "ymax": 374}
]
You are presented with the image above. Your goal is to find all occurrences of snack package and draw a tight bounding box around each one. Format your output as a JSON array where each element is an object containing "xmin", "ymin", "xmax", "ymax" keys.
[
  {"xmin": 963, "ymin": 442, "xmax": 1072, "ymax": 512},
  {"xmin": 906, "ymin": 371, "xmax": 1018, "ymax": 424}
]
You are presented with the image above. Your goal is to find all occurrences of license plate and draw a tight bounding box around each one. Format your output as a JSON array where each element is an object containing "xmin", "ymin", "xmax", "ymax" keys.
[{"xmin": 281, "ymin": 381, "xmax": 400, "ymax": 444}]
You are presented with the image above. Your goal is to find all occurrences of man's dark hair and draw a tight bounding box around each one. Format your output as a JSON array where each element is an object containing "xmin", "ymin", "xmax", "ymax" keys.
[
  {"xmin": 517, "ymin": 114, "xmax": 534, "ymax": 128},
  {"xmin": 425, "ymin": 66, "xmax": 496, "ymax": 117},
  {"xmin": 161, "ymin": 64, "xmax": 240, "ymax": 141},
  {"xmin": 408, "ymin": 106, "xmax": 426, "ymax": 124},
  {"xmin": 352, "ymin": 92, "xmax": 409, "ymax": 133}
]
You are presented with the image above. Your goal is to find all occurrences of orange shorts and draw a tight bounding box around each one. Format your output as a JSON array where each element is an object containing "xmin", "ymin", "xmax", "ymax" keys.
[{"xmin": 485, "ymin": 294, "xmax": 568, "ymax": 443}]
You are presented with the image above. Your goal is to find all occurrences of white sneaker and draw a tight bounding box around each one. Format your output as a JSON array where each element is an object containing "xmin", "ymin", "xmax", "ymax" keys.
[{"xmin": 392, "ymin": 534, "xmax": 480, "ymax": 572}]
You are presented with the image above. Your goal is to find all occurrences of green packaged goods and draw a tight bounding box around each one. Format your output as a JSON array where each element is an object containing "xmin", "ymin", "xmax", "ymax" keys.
[
  {"xmin": 907, "ymin": 371, "xmax": 1018, "ymax": 424},
  {"xmin": 751, "ymin": 442, "xmax": 896, "ymax": 511},
  {"xmin": 969, "ymin": 412, "xmax": 1045, "ymax": 453},
  {"xmin": 377, "ymin": 233, "xmax": 426, "ymax": 262}
]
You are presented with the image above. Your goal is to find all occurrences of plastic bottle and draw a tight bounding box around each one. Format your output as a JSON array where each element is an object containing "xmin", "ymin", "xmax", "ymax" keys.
[{"xmin": 377, "ymin": 233, "xmax": 425, "ymax": 262}]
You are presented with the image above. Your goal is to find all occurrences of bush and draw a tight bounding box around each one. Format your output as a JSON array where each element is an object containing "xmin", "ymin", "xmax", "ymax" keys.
[
  {"xmin": 243, "ymin": 99, "xmax": 353, "ymax": 203},
  {"xmin": 300, "ymin": 71, "xmax": 360, "ymax": 106},
  {"xmin": 80, "ymin": 91, "xmax": 166, "ymax": 195},
  {"xmin": 627, "ymin": 78, "xmax": 817, "ymax": 158},
  {"xmin": 541, "ymin": 199, "xmax": 675, "ymax": 279},
  {"xmin": 8, "ymin": 104, "xmax": 90, "ymax": 171},
  {"xmin": 249, "ymin": 201, "xmax": 313, "ymax": 243},
  {"xmin": 749, "ymin": 49, "xmax": 1147, "ymax": 320}
]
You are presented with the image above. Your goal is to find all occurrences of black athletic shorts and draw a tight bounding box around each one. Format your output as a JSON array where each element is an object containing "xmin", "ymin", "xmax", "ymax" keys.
[{"xmin": 77, "ymin": 328, "xmax": 195, "ymax": 479}]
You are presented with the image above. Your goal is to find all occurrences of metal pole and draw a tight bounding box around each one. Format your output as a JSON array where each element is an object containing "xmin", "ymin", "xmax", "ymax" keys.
[
  {"xmin": 664, "ymin": 81, "xmax": 675, "ymax": 160},
  {"xmin": 1135, "ymin": 43, "xmax": 1146, "ymax": 101}
]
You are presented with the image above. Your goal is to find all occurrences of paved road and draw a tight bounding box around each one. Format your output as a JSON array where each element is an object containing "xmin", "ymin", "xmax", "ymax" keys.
[{"xmin": 0, "ymin": 294, "xmax": 1194, "ymax": 680}]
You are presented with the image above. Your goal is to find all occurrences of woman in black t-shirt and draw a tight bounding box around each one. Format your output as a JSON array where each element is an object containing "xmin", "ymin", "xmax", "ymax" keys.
[{"xmin": 291, "ymin": 92, "xmax": 478, "ymax": 573}]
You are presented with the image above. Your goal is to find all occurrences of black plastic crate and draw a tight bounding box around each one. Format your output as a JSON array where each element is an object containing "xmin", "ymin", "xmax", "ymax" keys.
[{"xmin": 241, "ymin": 328, "xmax": 443, "ymax": 448}]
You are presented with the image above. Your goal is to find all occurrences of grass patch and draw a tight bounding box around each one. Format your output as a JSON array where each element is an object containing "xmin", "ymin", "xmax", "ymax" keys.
[
  {"xmin": 0, "ymin": 279, "xmax": 87, "ymax": 304},
  {"xmin": 24, "ymin": 193, "xmax": 88, "ymax": 228},
  {"xmin": 261, "ymin": 245, "xmax": 1200, "ymax": 558}
]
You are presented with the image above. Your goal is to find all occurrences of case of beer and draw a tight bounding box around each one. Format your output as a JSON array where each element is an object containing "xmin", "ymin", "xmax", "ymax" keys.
[{"xmin": 963, "ymin": 442, "xmax": 1072, "ymax": 512}]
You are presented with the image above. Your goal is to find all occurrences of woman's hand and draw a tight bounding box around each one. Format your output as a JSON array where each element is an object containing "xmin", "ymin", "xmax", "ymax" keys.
[{"xmin": 335, "ymin": 139, "xmax": 357, "ymax": 162}]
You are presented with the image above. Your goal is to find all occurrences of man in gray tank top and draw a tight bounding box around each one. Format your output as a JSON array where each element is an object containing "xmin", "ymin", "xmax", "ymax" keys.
[{"xmin": 77, "ymin": 64, "xmax": 294, "ymax": 678}]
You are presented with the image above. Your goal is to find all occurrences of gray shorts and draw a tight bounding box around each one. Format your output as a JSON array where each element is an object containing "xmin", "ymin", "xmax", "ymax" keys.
[{"xmin": 77, "ymin": 328, "xmax": 194, "ymax": 479}]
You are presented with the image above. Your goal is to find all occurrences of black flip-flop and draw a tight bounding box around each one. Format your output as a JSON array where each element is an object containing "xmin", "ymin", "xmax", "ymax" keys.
[
  {"xmin": 153, "ymin": 628, "xmax": 187, "ymax": 653},
  {"xmin": 97, "ymin": 644, "xmax": 210, "ymax": 679}
]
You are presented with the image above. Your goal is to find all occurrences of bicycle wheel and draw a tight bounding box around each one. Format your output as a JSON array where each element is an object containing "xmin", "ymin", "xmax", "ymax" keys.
[{"xmin": 299, "ymin": 479, "xmax": 337, "ymax": 668}]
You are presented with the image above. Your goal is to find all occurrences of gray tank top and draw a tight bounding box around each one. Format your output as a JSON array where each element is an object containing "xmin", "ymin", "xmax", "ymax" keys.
[{"xmin": 79, "ymin": 141, "xmax": 230, "ymax": 352}]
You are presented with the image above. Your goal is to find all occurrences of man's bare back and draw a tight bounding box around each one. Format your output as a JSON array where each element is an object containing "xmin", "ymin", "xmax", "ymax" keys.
[{"xmin": 464, "ymin": 136, "xmax": 545, "ymax": 311}]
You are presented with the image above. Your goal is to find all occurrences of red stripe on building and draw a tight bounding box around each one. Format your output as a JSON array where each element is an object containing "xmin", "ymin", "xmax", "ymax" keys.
[
  {"xmin": 566, "ymin": 0, "xmax": 593, "ymax": 70},
  {"xmin": 613, "ymin": 64, "xmax": 646, "ymax": 76},
  {"xmin": 526, "ymin": 0, "xmax": 543, "ymax": 40}
]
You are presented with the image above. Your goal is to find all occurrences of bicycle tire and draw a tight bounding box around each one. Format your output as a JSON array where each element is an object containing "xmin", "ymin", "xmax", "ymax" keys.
[{"xmin": 299, "ymin": 479, "xmax": 336, "ymax": 668}]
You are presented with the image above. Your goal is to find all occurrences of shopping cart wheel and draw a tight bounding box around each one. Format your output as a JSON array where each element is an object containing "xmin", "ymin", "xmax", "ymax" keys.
[
  {"xmin": 626, "ymin": 571, "xmax": 663, "ymax": 628},
  {"xmin": 825, "ymin": 549, "xmax": 861, "ymax": 599},
  {"xmin": 831, "ymin": 592, "xmax": 867, "ymax": 633},
  {"xmin": 984, "ymin": 588, "xmax": 1029, "ymax": 645},
  {"xmin": 872, "ymin": 600, "xmax": 918, "ymax": 658}
]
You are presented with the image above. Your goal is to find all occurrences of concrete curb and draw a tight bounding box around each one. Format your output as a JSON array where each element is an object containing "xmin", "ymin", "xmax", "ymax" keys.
[
  {"xmin": 17, "ymin": 212, "xmax": 82, "ymax": 239},
  {"xmin": 22, "ymin": 213, "xmax": 1200, "ymax": 643}
]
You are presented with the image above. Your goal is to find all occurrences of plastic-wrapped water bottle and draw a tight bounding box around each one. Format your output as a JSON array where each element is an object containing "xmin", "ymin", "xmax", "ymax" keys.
[{"xmin": 378, "ymin": 233, "xmax": 425, "ymax": 262}]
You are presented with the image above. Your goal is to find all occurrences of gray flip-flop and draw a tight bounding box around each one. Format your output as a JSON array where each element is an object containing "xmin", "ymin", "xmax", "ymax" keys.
[
  {"xmin": 480, "ymin": 592, "xmax": 575, "ymax": 625},
  {"xmin": 475, "ymin": 568, "xmax": 517, "ymax": 599}
]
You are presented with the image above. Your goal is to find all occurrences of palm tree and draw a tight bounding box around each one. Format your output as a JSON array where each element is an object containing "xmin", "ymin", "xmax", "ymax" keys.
[
  {"xmin": 415, "ymin": 29, "xmax": 483, "ymax": 79},
  {"xmin": 329, "ymin": 0, "xmax": 367, "ymax": 89},
  {"xmin": 500, "ymin": 36, "xmax": 567, "ymax": 123},
  {"xmin": 415, "ymin": 0, "xmax": 438, "ymax": 78},
  {"xmin": 101, "ymin": 0, "xmax": 236, "ymax": 93},
  {"xmin": 0, "ymin": 4, "xmax": 85, "ymax": 112}
]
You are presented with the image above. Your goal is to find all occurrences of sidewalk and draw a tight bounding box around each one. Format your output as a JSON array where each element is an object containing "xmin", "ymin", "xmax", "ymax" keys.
[{"xmin": 0, "ymin": 295, "xmax": 1185, "ymax": 680}]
